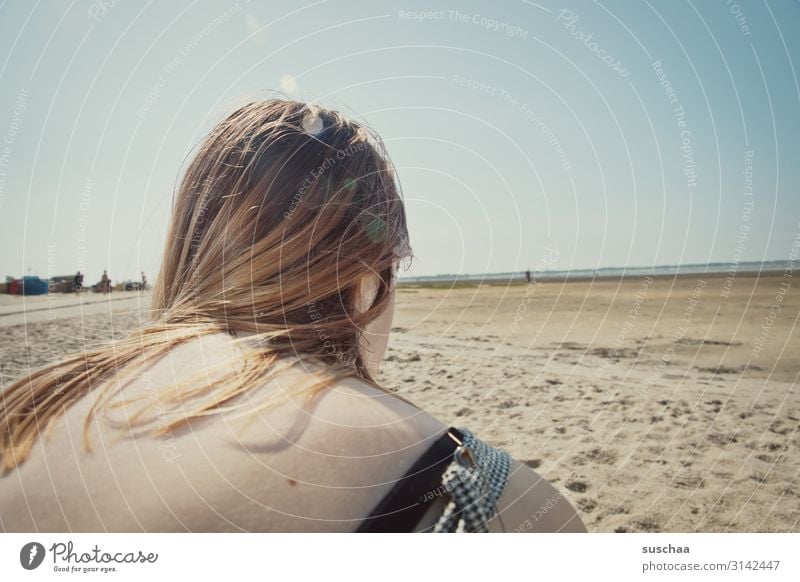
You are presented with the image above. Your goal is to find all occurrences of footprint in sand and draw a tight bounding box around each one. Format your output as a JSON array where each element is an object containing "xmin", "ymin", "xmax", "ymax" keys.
[
  {"xmin": 670, "ymin": 470, "xmax": 705, "ymax": 489},
  {"xmin": 768, "ymin": 421, "xmax": 792, "ymax": 435},
  {"xmin": 585, "ymin": 448, "xmax": 618, "ymax": 464},
  {"xmin": 565, "ymin": 478, "xmax": 589, "ymax": 493},
  {"xmin": 706, "ymin": 432, "xmax": 738, "ymax": 446},
  {"xmin": 630, "ymin": 514, "xmax": 662, "ymax": 532}
]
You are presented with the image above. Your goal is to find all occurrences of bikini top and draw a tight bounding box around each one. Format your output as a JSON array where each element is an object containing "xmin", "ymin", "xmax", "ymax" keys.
[{"xmin": 356, "ymin": 427, "xmax": 512, "ymax": 533}]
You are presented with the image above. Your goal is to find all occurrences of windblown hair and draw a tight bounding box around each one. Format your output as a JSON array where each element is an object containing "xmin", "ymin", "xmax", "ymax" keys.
[{"xmin": 0, "ymin": 99, "xmax": 411, "ymax": 472}]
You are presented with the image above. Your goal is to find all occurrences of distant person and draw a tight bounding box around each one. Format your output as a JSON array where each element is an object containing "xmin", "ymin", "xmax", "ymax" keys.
[
  {"xmin": 74, "ymin": 271, "xmax": 84, "ymax": 294},
  {"xmin": 0, "ymin": 99, "xmax": 585, "ymax": 533},
  {"xmin": 141, "ymin": 271, "xmax": 147, "ymax": 291},
  {"xmin": 101, "ymin": 270, "xmax": 110, "ymax": 294},
  {"xmin": 525, "ymin": 269, "xmax": 531, "ymax": 283}
]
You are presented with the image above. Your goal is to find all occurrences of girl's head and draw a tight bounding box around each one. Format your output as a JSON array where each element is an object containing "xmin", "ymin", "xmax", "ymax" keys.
[
  {"xmin": 153, "ymin": 99, "xmax": 410, "ymax": 377},
  {"xmin": 0, "ymin": 99, "xmax": 410, "ymax": 472}
]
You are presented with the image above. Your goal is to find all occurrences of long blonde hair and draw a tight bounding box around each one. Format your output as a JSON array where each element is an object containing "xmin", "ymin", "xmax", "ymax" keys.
[{"xmin": 0, "ymin": 99, "xmax": 411, "ymax": 472}]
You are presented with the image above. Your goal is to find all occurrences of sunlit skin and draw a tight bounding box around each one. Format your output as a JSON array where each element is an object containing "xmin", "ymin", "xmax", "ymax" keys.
[{"xmin": 0, "ymin": 273, "xmax": 586, "ymax": 532}]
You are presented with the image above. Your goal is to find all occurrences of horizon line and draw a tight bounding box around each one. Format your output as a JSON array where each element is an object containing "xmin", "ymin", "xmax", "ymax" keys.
[{"xmin": 398, "ymin": 257, "xmax": 788, "ymax": 280}]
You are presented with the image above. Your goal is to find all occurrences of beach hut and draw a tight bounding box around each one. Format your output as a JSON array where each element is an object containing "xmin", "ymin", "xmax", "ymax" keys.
[
  {"xmin": 6, "ymin": 278, "xmax": 21, "ymax": 295},
  {"xmin": 22, "ymin": 276, "xmax": 49, "ymax": 295}
]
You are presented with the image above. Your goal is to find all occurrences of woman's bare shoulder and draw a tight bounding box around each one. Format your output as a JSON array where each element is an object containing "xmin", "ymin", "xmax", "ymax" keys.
[
  {"xmin": 489, "ymin": 458, "xmax": 588, "ymax": 533},
  {"xmin": 169, "ymin": 367, "xmax": 451, "ymax": 531},
  {"xmin": 302, "ymin": 374, "xmax": 448, "ymax": 443},
  {"xmin": 233, "ymin": 368, "xmax": 450, "ymax": 476}
]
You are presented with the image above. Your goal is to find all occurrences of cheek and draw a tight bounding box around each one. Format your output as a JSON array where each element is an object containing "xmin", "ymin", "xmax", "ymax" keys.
[
  {"xmin": 373, "ymin": 296, "xmax": 394, "ymax": 337},
  {"xmin": 361, "ymin": 293, "xmax": 395, "ymax": 363},
  {"xmin": 366, "ymin": 297, "xmax": 393, "ymax": 343}
]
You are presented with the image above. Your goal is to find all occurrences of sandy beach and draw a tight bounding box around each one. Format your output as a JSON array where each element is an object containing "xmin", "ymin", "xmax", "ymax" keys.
[{"xmin": 1, "ymin": 272, "xmax": 798, "ymax": 532}]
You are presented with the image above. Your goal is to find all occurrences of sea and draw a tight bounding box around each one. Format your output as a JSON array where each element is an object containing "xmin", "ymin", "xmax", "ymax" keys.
[{"xmin": 398, "ymin": 259, "xmax": 788, "ymax": 285}]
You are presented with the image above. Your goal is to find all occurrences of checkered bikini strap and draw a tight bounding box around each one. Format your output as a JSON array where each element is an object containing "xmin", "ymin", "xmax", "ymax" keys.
[{"xmin": 431, "ymin": 427, "xmax": 512, "ymax": 533}]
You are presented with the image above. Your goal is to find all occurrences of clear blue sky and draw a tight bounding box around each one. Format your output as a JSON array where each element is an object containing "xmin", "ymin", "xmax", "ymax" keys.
[{"xmin": 1, "ymin": 0, "xmax": 798, "ymax": 282}]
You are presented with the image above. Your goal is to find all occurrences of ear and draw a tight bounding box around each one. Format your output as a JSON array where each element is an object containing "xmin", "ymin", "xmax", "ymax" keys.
[{"xmin": 354, "ymin": 272, "xmax": 380, "ymax": 315}]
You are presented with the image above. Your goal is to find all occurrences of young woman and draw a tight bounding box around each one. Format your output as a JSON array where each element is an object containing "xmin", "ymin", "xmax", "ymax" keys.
[{"xmin": 0, "ymin": 100, "xmax": 586, "ymax": 533}]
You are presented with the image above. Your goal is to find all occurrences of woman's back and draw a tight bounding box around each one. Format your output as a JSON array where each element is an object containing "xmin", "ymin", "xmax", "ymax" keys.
[
  {"xmin": 0, "ymin": 332, "xmax": 453, "ymax": 532},
  {"xmin": 1, "ymin": 331, "xmax": 585, "ymax": 533}
]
